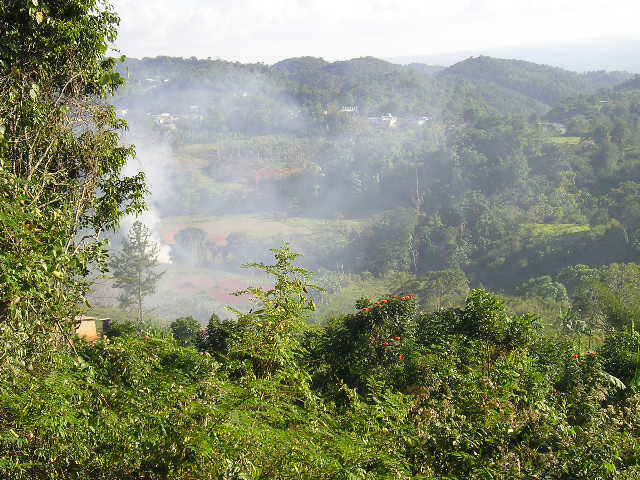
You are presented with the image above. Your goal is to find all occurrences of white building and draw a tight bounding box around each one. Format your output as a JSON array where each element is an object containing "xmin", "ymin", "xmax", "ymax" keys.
[{"xmin": 368, "ymin": 113, "xmax": 397, "ymax": 128}]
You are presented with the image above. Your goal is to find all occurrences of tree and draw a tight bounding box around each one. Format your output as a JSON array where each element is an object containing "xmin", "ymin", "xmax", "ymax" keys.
[
  {"xmin": 516, "ymin": 275, "xmax": 569, "ymax": 303},
  {"xmin": 0, "ymin": 0, "xmax": 124, "ymax": 91},
  {"xmin": 0, "ymin": 0, "xmax": 146, "ymax": 370},
  {"xmin": 196, "ymin": 312, "xmax": 235, "ymax": 359},
  {"xmin": 110, "ymin": 221, "xmax": 164, "ymax": 323},
  {"xmin": 170, "ymin": 316, "xmax": 201, "ymax": 347},
  {"xmin": 226, "ymin": 242, "xmax": 320, "ymax": 379},
  {"xmin": 396, "ymin": 269, "xmax": 470, "ymax": 310},
  {"xmin": 171, "ymin": 227, "xmax": 215, "ymax": 265},
  {"xmin": 557, "ymin": 264, "xmax": 597, "ymax": 296}
]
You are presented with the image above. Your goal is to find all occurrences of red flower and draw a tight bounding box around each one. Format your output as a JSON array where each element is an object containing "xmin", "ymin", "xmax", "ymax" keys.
[
  {"xmin": 571, "ymin": 353, "xmax": 580, "ymax": 359},
  {"xmin": 363, "ymin": 307, "xmax": 372, "ymax": 312},
  {"xmin": 399, "ymin": 354, "xmax": 405, "ymax": 360},
  {"xmin": 382, "ymin": 299, "xmax": 389, "ymax": 303},
  {"xmin": 383, "ymin": 342, "xmax": 390, "ymax": 346},
  {"xmin": 395, "ymin": 336, "xmax": 401, "ymax": 341}
]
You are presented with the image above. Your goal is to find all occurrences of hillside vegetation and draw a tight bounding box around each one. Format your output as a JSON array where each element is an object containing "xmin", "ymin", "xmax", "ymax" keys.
[
  {"xmin": 3, "ymin": 2, "xmax": 640, "ymax": 478},
  {"xmin": 105, "ymin": 51, "xmax": 640, "ymax": 321}
]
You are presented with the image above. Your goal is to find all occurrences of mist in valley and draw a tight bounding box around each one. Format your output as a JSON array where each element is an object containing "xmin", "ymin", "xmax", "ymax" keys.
[
  {"xmin": 90, "ymin": 51, "xmax": 640, "ymax": 325},
  {"xmin": 89, "ymin": 56, "xmax": 454, "ymax": 321}
]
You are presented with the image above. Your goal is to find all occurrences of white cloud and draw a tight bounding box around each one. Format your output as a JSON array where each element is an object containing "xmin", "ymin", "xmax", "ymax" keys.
[{"xmin": 110, "ymin": 0, "xmax": 640, "ymax": 63}]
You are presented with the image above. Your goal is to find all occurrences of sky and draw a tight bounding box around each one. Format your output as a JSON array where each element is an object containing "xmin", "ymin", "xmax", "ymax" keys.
[{"xmin": 111, "ymin": 0, "xmax": 640, "ymax": 65}]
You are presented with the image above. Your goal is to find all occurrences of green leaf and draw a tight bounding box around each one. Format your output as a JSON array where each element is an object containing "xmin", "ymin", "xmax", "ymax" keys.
[
  {"xmin": 629, "ymin": 369, "xmax": 640, "ymax": 390},
  {"xmin": 600, "ymin": 371, "xmax": 626, "ymax": 390},
  {"xmin": 29, "ymin": 83, "xmax": 39, "ymax": 100}
]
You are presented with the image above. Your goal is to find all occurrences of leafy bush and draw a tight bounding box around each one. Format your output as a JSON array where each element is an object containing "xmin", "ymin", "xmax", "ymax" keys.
[
  {"xmin": 170, "ymin": 316, "xmax": 202, "ymax": 347},
  {"xmin": 104, "ymin": 319, "xmax": 139, "ymax": 338}
]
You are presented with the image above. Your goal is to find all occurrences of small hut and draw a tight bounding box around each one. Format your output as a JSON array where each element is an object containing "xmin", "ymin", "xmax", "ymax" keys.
[{"xmin": 75, "ymin": 316, "xmax": 111, "ymax": 341}]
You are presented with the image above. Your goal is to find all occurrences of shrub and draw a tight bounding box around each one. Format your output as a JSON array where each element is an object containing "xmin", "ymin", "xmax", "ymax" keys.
[{"xmin": 170, "ymin": 316, "xmax": 202, "ymax": 347}]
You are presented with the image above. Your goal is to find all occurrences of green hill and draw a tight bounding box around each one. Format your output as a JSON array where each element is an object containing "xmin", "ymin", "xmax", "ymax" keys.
[{"xmin": 439, "ymin": 56, "xmax": 598, "ymax": 112}]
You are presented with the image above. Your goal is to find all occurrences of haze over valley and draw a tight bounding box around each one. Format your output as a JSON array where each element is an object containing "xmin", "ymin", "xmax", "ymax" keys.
[
  {"xmin": 93, "ymin": 52, "xmax": 640, "ymax": 323},
  {"xmin": 6, "ymin": 1, "xmax": 640, "ymax": 478}
]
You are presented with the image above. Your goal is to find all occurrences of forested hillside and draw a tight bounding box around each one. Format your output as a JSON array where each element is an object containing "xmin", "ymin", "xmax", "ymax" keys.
[
  {"xmin": 438, "ymin": 56, "xmax": 633, "ymax": 114},
  {"xmin": 102, "ymin": 53, "xmax": 640, "ymax": 323}
]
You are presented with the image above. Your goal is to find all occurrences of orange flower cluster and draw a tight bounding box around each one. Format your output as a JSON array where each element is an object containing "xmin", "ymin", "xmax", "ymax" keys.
[
  {"xmin": 379, "ymin": 336, "xmax": 406, "ymax": 360},
  {"xmin": 360, "ymin": 295, "xmax": 415, "ymax": 313},
  {"xmin": 571, "ymin": 351, "xmax": 598, "ymax": 359},
  {"xmin": 362, "ymin": 299, "xmax": 390, "ymax": 312},
  {"xmin": 382, "ymin": 336, "xmax": 401, "ymax": 347}
]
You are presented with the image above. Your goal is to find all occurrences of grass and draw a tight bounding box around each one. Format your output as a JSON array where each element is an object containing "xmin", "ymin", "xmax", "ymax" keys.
[
  {"xmin": 174, "ymin": 137, "xmax": 316, "ymax": 178},
  {"xmin": 160, "ymin": 214, "xmax": 363, "ymax": 245}
]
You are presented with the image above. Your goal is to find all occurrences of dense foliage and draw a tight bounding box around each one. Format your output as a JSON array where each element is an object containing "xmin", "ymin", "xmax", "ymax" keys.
[
  {"xmin": 3, "ymin": 1, "xmax": 640, "ymax": 478},
  {"xmin": 112, "ymin": 53, "xmax": 640, "ymax": 309},
  {"xmin": 0, "ymin": 0, "xmax": 145, "ymax": 371},
  {"xmin": 3, "ymin": 246, "xmax": 640, "ymax": 479}
]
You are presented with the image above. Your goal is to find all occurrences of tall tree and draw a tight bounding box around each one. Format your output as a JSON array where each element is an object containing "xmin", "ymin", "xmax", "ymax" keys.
[
  {"xmin": 110, "ymin": 221, "xmax": 164, "ymax": 323},
  {"xmin": 0, "ymin": 0, "xmax": 146, "ymax": 370}
]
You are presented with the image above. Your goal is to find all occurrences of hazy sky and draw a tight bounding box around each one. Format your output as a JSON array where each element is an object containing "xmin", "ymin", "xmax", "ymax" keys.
[{"xmin": 111, "ymin": 0, "xmax": 640, "ymax": 64}]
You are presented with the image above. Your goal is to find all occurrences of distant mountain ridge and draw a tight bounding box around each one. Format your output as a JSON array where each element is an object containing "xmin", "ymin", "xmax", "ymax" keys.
[
  {"xmin": 117, "ymin": 54, "xmax": 634, "ymax": 127},
  {"xmin": 440, "ymin": 56, "xmax": 593, "ymax": 103},
  {"xmin": 386, "ymin": 35, "xmax": 640, "ymax": 73},
  {"xmin": 269, "ymin": 55, "xmax": 632, "ymax": 116}
]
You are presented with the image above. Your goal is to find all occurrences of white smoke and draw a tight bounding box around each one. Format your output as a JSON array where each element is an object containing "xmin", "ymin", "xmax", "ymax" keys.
[{"xmin": 122, "ymin": 140, "xmax": 174, "ymax": 264}]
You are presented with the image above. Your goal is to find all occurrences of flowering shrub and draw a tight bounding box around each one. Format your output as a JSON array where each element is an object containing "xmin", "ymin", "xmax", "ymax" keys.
[
  {"xmin": 304, "ymin": 294, "xmax": 418, "ymax": 395},
  {"xmin": 3, "ymin": 247, "xmax": 640, "ymax": 479}
]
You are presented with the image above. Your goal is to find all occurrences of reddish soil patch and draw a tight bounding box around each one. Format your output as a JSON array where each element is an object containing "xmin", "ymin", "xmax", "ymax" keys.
[
  {"xmin": 161, "ymin": 224, "xmax": 228, "ymax": 246},
  {"xmin": 161, "ymin": 223, "xmax": 188, "ymax": 244},
  {"xmin": 167, "ymin": 274, "xmax": 253, "ymax": 306},
  {"xmin": 168, "ymin": 274, "xmax": 216, "ymax": 295},
  {"xmin": 210, "ymin": 278, "xmax": 252, "ymax": 305},
  {"xmin": 209, "ymin": 232, "xmax": 228, "ymax": 246}
]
